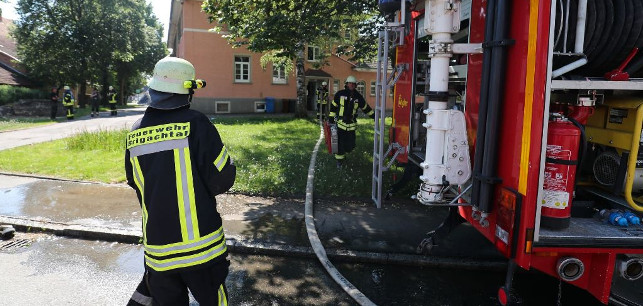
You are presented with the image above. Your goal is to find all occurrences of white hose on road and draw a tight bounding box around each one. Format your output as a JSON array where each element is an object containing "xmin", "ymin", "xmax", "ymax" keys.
[{"xmin": 304, "ymin": 125, "xmax": 376, "ymax": 306}]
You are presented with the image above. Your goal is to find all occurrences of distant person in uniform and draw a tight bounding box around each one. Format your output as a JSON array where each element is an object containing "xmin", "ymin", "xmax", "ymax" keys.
[
  {"xmin": 108, "ymin": 86, "xmax": 118, "ymax": 116},
  {"xmin": 49, "ymin": 87, "xmax": 60, "ymax": 120},
  {"xmin": 62, "ymin": 86, "xmax": 75, "ymax": 120},
  {"xmin": 90, "ymin": 87, "xmax": 100, "ymax": 117},
  {"xmin": 317, "ymin": 81, "xmax": 329, "ymax": 121}
]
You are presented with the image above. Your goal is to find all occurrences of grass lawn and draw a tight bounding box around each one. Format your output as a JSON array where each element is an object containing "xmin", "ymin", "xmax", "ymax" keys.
[{"xmin": 0, "ymin": 116, "xmax": 413, "ymax": 198}]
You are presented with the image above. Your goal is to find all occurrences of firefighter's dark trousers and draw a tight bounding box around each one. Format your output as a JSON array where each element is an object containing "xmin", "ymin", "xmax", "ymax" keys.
[
  {"xmin": 334, "ymin": 128, "xmax": 356, "ymax": 160},
  {"xmin": 50, "ymin": 103, "xmax": 57, "ymax": 120},
  {"xmin": 317, "ymin": 102, "xmax": 327, "ymax": 120},
  {"xmin": 110, "ymin": 103, "xmax": 117, "ymax": 116},
  {"xmin": 91, "ymin": 99, "xmax": 100, "ymax": 114},
  {"xmin": 146, "ymin": 260, "xmax": 229, "ymax": 306},
  {"xmin": 65, "ymin": 105, "xmax": 74, "ymax": 120}
]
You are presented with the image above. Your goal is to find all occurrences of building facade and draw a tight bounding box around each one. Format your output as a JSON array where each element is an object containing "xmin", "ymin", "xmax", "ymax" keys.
[{"xmin": 167, "ymin": 0, "xmax": 378, "ymax": 114}]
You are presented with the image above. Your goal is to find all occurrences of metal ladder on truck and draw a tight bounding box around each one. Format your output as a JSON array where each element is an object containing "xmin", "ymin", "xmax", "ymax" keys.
[{"xmin": 372, "ymin": 26, "xmax": 405, "ymax": 209}]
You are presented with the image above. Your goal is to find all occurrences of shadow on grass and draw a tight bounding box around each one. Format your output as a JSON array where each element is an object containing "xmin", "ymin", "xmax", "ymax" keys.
[{"xmin": 213, "ymin": 116, "xmax": 417, "ymax": 199}]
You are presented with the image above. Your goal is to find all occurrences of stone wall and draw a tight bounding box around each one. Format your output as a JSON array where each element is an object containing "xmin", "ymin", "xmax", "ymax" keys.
[{"xmin": 0, "ymin": 99, "xmax": 65, "ymax": 117}]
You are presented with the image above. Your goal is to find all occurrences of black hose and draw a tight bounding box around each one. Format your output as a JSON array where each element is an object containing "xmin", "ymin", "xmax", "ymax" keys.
[
  {"xmin": 477, "ymin": 0, "xmax": 513, "ymax": 214},
  {"xmin": 567, "ymin": 117, "xmax": 587, "ymax": 177},
  {"xmin": 471, "ymin": 0, "xmax": 497, "ymax": 208},
  {"xmin": 553, "ymin": 0, "xmax": 643, "ymax": 76},
  {"xmin": 625, "ymin": 55, "xmax": 643, "ymax": 75}
]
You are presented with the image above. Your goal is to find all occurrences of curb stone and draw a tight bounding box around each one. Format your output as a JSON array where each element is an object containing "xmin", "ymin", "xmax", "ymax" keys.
[{"xmin": 0, "ymin": 215, "xmax": 506, "ymax": 271}]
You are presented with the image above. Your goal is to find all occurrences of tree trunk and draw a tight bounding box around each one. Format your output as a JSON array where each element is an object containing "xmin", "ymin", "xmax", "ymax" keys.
[
  {"xmin": 78, "ymin": 59, "xmax": 88, "ymax": 108},
  {"xmin": 119, "ymin": 73, "xmax": 127, "ymax": 105},
  {"xmin": 295, "ymin": 45, "xmax": 307, "ymax": 118},
  {"xmin": 101, "ymin": 70, "xmax": 109, "ymax": 106},
  {"xmin": 79, "ymin": 82, "xmax": 87, "ymax": 109}
]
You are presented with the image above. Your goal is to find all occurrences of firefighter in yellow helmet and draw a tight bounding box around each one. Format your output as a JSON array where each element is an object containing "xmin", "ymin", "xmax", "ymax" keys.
[
  {"xmin": 61, "ymin": 85, "xmax": 75, "ymax": 120},
  {"xmin": 329, "ymin": 75, "xmax": 374, "ymax": 168},
  {"xmin": 316, "ymin": 81, "xmax": 329, "ymax": 121},
  {"xmin": 107, "ymin": 85, "xmax": 118, "ymax": 116},
  {"xmin": 125, "ymin": 57, "xmax": 234, "ymax": 305}
]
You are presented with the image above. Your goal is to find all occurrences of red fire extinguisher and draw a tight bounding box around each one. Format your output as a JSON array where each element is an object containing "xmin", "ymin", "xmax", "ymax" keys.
[{"xmin": 541, "ymin": 116, "xmax": 581, "ymax": 230}]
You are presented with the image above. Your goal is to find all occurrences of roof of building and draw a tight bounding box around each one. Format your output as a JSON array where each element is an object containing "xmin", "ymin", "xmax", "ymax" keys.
[
  {"xmin": 0, "ymin": 17, "xmax": 30, "ymax": 86},
  {"xmin": 305, "ymin": 69, "xmax": 333, "ymax": 78}
]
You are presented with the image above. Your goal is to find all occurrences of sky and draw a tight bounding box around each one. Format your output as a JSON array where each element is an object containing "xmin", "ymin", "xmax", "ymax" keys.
[{"xmin": 0, "ymin": 0, "xmax": 171, "ymax": 42}]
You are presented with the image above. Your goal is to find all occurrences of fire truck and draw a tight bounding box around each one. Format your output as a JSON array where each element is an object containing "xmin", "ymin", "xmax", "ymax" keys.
[{"xmin": 372, "ymin": 0, "xmax": 643, "ymax": 304}]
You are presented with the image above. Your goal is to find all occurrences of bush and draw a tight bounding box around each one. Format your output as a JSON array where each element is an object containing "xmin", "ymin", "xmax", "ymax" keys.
[{"xmin": 0, "ymin": 85, "xmax": 47, "ymax": 106}]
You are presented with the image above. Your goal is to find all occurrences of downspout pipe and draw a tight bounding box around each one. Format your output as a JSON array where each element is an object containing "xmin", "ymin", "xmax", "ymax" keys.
[{"xmin": 476, "ymin": 0, "xmax": 513, "ymax": 216}]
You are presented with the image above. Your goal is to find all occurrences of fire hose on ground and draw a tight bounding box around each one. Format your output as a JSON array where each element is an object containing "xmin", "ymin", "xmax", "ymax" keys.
[{"xmin": 304, "ymin": 124, "xmax": 376, "ymax": 306}]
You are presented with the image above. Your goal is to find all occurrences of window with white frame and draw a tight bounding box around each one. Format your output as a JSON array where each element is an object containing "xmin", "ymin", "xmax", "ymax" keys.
[
  {"xmin": 272, "ymin": 65, "xmax": 287, "ymax": 84},
  {"xmin": 216, "ymin": 101, "xmax": 230, "ymax": 113},
  {"xmin": 333, "ymin": 79, "xmax": 339, "ymax": 93},
  {"xmin": 370, "ymin": 81, "xmax": 376, "ymax": 96},
  {"xmin": 234, "ymin": 56, "xmax": 250, "ymax": 83},
  {"xmin": 357, "ymin": 81, "xmax": 365, "ymax": 96},
  {"xmin": 254, "ymin": 101, "xmax": 266, "ymax": 112},
  {"xmin": 307, "ymin": 46, "xmax": 320, "ymax": 61}
]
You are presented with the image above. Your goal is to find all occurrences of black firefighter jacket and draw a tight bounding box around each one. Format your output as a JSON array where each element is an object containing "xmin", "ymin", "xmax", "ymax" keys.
[
  {"xmin": 125, "ymin": 105, "xmax": 235, "ymax": 273},
  {"xmin": 330, "ymin": 88, "xmax": 374, "ymax": 131}
]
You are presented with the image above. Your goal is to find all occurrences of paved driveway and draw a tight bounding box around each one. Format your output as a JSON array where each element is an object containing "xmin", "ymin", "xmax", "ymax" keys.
[{"xmin": 0, "ymin": 106, "xmax": 146, "ymax": 151}]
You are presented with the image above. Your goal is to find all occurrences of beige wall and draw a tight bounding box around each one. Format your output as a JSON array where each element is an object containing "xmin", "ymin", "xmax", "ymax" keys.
[{"xmin": 175, "ymin": 0, "xmax": 378, "ymax": 113}]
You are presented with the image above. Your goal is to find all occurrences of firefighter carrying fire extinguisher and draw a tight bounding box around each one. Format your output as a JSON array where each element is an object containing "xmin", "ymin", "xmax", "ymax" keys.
[{"xmin": 329, "ymin": 75, "xmax": 374, "ymax": 168}]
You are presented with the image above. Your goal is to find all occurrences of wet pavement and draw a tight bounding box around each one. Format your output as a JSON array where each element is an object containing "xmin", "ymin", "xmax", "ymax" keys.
[
  {"xmin": 0, "ymin": 174, "xmax": 505, "ymax": 266},
  {"xmin": 0, "ymin": 232, "xmax": 607, "ymax": 306}
]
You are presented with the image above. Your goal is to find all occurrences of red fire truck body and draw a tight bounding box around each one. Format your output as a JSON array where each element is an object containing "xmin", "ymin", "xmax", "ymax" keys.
[{"xmin": 377, "ymin": 0, "xmax": 643, "ymax": 304}]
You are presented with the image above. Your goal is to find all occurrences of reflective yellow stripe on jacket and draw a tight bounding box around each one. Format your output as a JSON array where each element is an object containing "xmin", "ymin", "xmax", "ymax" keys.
[
  {"xmin": 130, "ymin": 156, "xmax": 147, "ymax": 242},
  {"xmin": 214, "ymin": 145, "xmax": 229, "ymax": 171}
]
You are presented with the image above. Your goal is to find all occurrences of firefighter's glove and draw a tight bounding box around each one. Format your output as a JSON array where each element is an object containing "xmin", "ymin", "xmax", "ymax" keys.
[{"xmin": 328, "ymin": 117, "xmax": 334, "ymax": 124}]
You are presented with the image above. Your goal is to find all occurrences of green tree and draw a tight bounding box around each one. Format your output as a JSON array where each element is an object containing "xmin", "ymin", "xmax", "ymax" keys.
[
  {"xmin": 12, "ymin": 0, "xmax": 166, "ymax": 106},
  {"xmin": 202, "ymin": 0, "xmax": 380, "ymax": 118}
]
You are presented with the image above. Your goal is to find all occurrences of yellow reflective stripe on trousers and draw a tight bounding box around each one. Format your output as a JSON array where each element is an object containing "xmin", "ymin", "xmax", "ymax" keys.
[
  {"xmin": 337, "ymin": 121, "xmax": 356, "ymax": 131},
  {"xmin": 218, "ymin": 284, "xmax": 228, "ymax": 306},
  {"xmin": 131, "ymin": 156, "xmax": 148, "ymax": 242},
  {"xmin": 174, "ymin": 147, "xmax": 200, "ymax": 241},
  {"xmin": 145, "ymin": 226, "xmax": 224, "ymax": 256},
  {"xmin": 145, "ymin": 238, "xmax": 227, "ymax": 271},
  {"xmin": 214, "ymin": 146, "xmax": 229, "ymax": 171}
]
